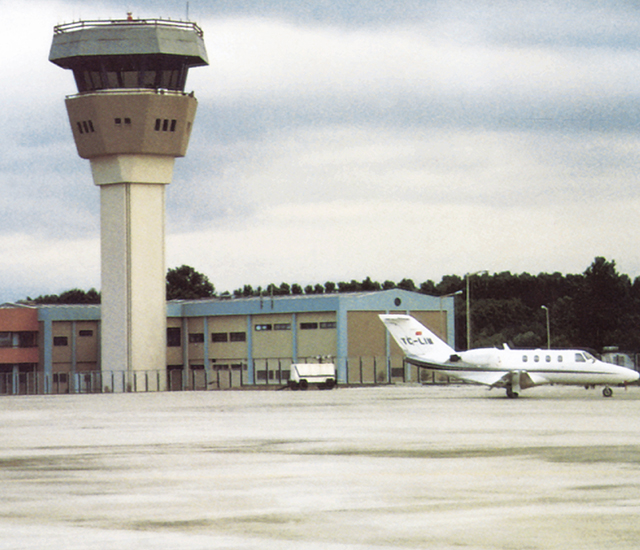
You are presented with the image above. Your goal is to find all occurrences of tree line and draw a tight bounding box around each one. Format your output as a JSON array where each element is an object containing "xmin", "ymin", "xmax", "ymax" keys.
[{"xmin": 27, "ymin": 257, "xmax": 640, "ymax": 353}]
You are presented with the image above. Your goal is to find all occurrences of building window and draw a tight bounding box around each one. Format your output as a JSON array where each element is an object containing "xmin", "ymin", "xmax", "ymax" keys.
[
  {"xmin": 18, "ymin": 332, "xmax": 37, "ymax": 347},
  {"xmin": 320, "ymin": 322, "xmax": 336, "ymax": 329},
  {"xmin": 189, "ymin": 333, "xmax": 204, "ymax": 344},
  {"xmin": 230, "ymin": 332, "xmax": 246, "ymax": 342},
  {"xmin": 211, "ymin": 332, "xmax": 228, "ymax": 343},
  {"xmin": 255, "ymin": 324, "xmax": 272, "ymax": 331},
  {"xmin": 274, "ymin": 323, "xmax": 291, "ymax": 331},
  {"xmin": 155, "ymin": 118, "xmax": 178, "ymax": 132},
  {"xmin": 0, "ymin": 332, "xmax": 37, "ymax": 348},
  {"xmin": 167, "ymin": 327, "xmax": 181, "ymax": 347},
  {"xmin": 212, "ymin": 363, "xmax": 229, "ymax": 371},
  {"xmin": 53, "ymin": 336, "xmax": 68, "ymax": 346},
  {"xmin": 77, "ymin": 120, "xmax": 95, "ymax": 134},
  {"xmin": 391, "ymin": 367, "xmax": 404, "ymax": 378},
  {"xmin": 300, "ymin": 322, "xmax": 318, "ymax": 330},
  {"xmin": 78, "ymin": 330, "xmax": 93, "ymax": 337}
]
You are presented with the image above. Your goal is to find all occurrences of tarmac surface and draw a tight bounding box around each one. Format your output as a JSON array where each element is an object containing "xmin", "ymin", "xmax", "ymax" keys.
[{"xmin": 1, "ymin": 384, "xmax": 640, "ymax": 549}]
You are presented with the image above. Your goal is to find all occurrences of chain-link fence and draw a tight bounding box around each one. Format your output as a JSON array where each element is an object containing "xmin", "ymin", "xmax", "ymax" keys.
[{"xmin": 0, "ymin": 356, "xmax": 462, "ymax": 396}]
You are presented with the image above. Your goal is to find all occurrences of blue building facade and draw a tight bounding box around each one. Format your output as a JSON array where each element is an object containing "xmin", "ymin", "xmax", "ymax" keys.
[{"xmin": 2, "ymin": 289, "xmax": 455, "ymax": 394}]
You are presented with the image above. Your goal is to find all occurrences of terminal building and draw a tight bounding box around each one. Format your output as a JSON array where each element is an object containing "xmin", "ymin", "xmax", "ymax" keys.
[{"xmin": 0, "ymin": 289, "xmax": 455, "ymax": 395}]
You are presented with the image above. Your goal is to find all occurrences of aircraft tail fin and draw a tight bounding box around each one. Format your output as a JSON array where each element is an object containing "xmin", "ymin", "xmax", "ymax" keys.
[{"xmin": 379, "ymin": 314, "xmax": 455, "ymax": 362}]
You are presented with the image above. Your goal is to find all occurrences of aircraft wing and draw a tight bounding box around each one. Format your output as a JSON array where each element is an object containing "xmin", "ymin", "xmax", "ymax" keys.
[
  {"xmin": 456, "ymin": 371, "xmax": 512, "ymax": 387},
  {"xmin": 406, "ymin": 355, "xmax": 510, "ymax": 386},
  {"xmin": 463, "ymin": 370, "xmax": 551, "ymax": 389}
]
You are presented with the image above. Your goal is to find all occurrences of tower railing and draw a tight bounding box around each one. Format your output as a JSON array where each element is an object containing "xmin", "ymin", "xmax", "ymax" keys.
[
  {"xmin": 65, "ymin": 88, "xmax": 195, "ymax": 100},
  {"xmin": 54, "ymin": 18, "xmax": 204, "ymax": 37}
]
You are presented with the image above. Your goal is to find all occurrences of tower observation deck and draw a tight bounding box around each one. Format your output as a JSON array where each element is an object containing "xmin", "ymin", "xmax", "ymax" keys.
[{"xmin": 49, "ymin": 18, "xmax": 208, "ymax": 389}]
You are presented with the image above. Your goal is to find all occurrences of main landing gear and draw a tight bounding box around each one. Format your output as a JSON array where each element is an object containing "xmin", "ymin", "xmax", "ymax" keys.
[
  {"xmin": 602, "ymin": 386, "xmax": 613, "ymax": 398},
  {"xmin": 506, "ymin": 385, "xmax": 519, "ymax": 399}
]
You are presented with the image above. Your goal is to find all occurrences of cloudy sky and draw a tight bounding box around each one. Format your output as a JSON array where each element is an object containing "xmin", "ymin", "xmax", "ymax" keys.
[{"xmin": 2, "ymin": 0, "xmax": 640, "ymax": 302}]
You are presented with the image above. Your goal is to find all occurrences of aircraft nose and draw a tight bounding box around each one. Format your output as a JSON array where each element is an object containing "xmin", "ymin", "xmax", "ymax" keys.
[{"xmin": 630, "ymin": 370, "xmax": 640, "ymax": 383}]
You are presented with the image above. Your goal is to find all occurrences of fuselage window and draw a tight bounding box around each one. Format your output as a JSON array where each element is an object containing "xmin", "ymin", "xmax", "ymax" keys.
[
  {"xmin": 534, "ymin": 355, "xmax": 540, "ymax": 362},
  {"xmin": 558, "ymin": 355, "xmax": 563, "ymax": 362},
  {"xmin": 522, "ymin": 355, "xmax": 528, "ymax": 363},
  {"xmin": 545, "ymin": 355, "xmax": 551, "ymax": 362}
]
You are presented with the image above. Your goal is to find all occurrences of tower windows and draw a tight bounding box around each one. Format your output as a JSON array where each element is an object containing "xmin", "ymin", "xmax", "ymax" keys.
[
  {"xmin": 155, "ymin": 118, "xmax": 177, "ymax": 132},
  {"xmin": 71, "ymin": 55, "xmax": 190, "ymax": 93},
  {"xmin": 114, "ymin": 117, "xmax": 132, "ymax": 126},
  {"xmin": 76, "ymin": 120, "xmax": 95, "ymax": 134}
]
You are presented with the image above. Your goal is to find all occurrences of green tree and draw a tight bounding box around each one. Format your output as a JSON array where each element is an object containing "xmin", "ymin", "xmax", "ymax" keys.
[
  {"xmin": 324, "ymin": 281, "xmax": 336, "ymax": 293},
  {"xmin": 166, "ymin": 265, "xmax": 215, "ymax": 300},
  {"xmin": 572, "ymin": 257, "xmax": 631, "ymax": 350},
  {"xmin": 361, "ymin": 277, "xmax": 381, "ymax": 291},
  {"xmin": 33, "ymin": 288, "xmax": 101, "ymax": 304},
  {"xmin": 397, "ymin": 278, "xmax": 416, "ymax": 292}
]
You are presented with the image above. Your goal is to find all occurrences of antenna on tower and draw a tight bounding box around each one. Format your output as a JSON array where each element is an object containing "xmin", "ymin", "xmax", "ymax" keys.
[{"xmin": 186, "ymin": 2, "xmax": 190, "ymax": 20}]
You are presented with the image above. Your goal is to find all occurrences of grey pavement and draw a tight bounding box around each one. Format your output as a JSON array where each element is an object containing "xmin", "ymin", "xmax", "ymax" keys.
[{"xmin": 1, "ymin": 385, "xmax": 640, "ymax": 549}]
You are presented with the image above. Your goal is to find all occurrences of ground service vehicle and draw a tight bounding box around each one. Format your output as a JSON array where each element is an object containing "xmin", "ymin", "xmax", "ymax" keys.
[{"xmin": 288, "ymin": 363, "xmax": 337, "ymax": 390}]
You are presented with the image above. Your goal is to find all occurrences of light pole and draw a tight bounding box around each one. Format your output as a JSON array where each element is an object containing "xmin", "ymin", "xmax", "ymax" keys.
[
  {"xmin": 466, "ymin": 271, "xmax": 487, "ymax": 350},
  {"xmin": 541, "ymin": 305, "xmax": 550, "ymax": 349},
  {"xmin": 439, "ymin": 290, "xmax": 463, "ymax": 342}
]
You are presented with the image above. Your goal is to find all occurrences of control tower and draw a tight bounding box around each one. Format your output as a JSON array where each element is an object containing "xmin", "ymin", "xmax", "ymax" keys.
[{"xmin": 49, "ymin": 17, "xmax": 208, "ymax": 389}]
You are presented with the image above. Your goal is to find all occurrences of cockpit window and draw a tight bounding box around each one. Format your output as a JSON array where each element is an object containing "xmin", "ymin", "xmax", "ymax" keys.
[
  {"xmin": 583, "ymin": 352, "xmax": 596, "ymax": 362},
  {"xmin": 575, "ymin": 353, "xmax": 586, "ymax": 362}
]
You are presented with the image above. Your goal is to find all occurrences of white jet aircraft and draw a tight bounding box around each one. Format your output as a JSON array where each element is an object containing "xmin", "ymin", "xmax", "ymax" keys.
[{"xmin": 380, "ymin": 314, "xmax": 639, "ymax": 398}]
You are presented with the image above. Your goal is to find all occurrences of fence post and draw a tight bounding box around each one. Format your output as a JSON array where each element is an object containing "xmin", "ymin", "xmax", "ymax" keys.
[{"xmin": 373, "ymin": 357, "xmax": 377, "ymax": 385}]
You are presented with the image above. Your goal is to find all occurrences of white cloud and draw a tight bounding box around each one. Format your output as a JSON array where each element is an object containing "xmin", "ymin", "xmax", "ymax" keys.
[
  {"xmin": 4, "ymin": 0, "xmax": 640, "ymax": 303},
  {"xmin": 193, "ymin": 15, "xmax": 640, "ymax": 112},
  {"xmin": 167, "ymin": 194, "xmax": 640, "ymax": 293},
  {"xmin": 0, "ymin": 233, "xmax": 99, "ymax": 302}
]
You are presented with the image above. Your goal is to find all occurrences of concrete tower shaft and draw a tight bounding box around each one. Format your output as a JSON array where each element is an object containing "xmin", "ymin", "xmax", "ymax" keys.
[{"xmin": 49, "ymin": 18, "xmax": 208, "ymax": 388}]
